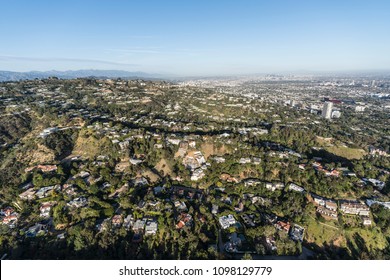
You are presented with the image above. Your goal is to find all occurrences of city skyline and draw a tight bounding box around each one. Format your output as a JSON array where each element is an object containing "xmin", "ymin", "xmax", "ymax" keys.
[{"xmin": 1, "ymin": 0, "xmax": 390, "ymax": 76}]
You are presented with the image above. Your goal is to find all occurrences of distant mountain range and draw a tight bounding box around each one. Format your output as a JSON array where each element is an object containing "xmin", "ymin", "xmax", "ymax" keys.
[{"xmin": 0, "ymin": 70, "xmax": 165, "ymax": 82}]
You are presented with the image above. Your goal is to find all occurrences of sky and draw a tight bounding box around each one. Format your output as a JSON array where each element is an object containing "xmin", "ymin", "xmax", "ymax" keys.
[{"xmin": 0, "ymin": 0, "xmax": 390, "ymax": 76}]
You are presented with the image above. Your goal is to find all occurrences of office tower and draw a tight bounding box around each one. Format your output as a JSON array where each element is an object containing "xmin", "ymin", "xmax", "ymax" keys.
[{"xmin": 322, "ymin": 101, "xmax": 333, "ymax": 119}]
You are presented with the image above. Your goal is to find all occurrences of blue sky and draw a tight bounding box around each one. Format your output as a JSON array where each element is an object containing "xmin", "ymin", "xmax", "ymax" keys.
[{"xmin": 1, "ymin": 0, "xmax": 389, "ymax": 75}]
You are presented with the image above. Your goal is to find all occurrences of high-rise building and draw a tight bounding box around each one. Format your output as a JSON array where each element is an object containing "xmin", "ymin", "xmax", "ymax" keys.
[{"xmin": 322, "ymin": 101, "xmax": 333, "ymax": 119}]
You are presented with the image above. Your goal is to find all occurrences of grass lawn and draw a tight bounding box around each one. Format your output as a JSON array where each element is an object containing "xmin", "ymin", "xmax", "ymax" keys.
[
  {"xmin": 304, "ymin": 216, "xmax": 345, "ymax": 247},
  {"xmin": 325, "ymin": 146, "xmax": 366, "ymax": 160}
]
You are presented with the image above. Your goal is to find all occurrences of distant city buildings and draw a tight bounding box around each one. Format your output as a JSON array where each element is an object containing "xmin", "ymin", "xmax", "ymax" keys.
[{"xmin": 355, "ymin": 105, "xmax": 365, "ymax": 112}]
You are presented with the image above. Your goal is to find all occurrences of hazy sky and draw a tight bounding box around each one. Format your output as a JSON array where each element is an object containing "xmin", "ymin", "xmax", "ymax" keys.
[{"xmin": 1, "ymin": 0, "xmax": 390, "ymax": 76}]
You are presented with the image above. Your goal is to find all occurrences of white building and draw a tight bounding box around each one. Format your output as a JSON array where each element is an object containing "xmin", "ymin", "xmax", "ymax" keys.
[
  {"xmin": 331, "ymin": 110, "xmax": 341, "ymax": 118},
  {"xmin": 288, "ymin": 183, "xmax": 305, "ymax": 193},
  {"xmin": 219, "ymin": 214, "xmax": 236, "ymax": 229},
  {"xmin": 355, "ymin": 105, "xmax": 365, "ymax": 112},
  {"xmin": 145, "ymin": 221, "xmax": 158, "ymax": 235},
  {"xmin": 322, "ymin": 102, "xmax": 333, "ymax": 119}
]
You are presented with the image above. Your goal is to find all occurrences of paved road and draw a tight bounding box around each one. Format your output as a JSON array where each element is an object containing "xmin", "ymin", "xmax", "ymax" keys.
[{"xmin": 218, "ymin": 229, "xmax": 224, "ymax": 253}]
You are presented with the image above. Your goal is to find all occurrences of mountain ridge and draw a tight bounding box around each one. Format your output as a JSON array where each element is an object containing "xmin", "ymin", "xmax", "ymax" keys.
[{"xmin": 0, "ymin": 69, "xmax": 165, "ymax": 82}]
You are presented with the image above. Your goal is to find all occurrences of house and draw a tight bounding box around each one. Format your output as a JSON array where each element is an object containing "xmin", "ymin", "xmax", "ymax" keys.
[
  {"xmin": 112, "ymin": 215, "xmax": 123, "ymax": 227},
  {"xmin": 223, "ymin": 196, "xmax": 232, "ymax": 205},
  {"xmin": 67, "ymin": 197, "xmax": 87, "ymax": 208},
  {"xmin": 19, "ymin": 188, "xmax": 36, "ymax": 200},
  {"xmin": 78, "ymin": 171, "xmax": 90, "ymax": 178},
  {"xmin": 1, "ymin": 207, "xmax": 15, "ymax": 217},
  {"xmin": 145, "ymin": 220, "xmax": 158, "ymax": 235},
  {"xmin": 265, "ymin": 182, "xmax": 273, "ymax": 190},
  {"xmin": 250, "ymin": 196, "xmax": 259, "ymax": 204},
  {"xmin": 275, "ymin": 221, "xmax": 291, "ymax": 232},
  {"xmin": 176, "ymin": 213, "xmax": 192, "ymax": 229},
  {"xmin": 129, "ymin": 158, "xmax": 143, "ymax": 165},
  {"xmin": 213, "ymin": 156, "xmax": 225, "ymax": 163},
  {"xmin": 340, "ymin": 201, "xmax": 370, "ymax": 216},
  {"xmin": 39, "ymin": 164, "xmax": 58, "ymax": 172},
  {"xmin": 188, "ymin": 141, "xmax": 196, "ymax": 148},
  {"xmin": 153, "ymin": 186, "xmax": 163, "ymax": 195},
  {"xmin": 64, "ymin": 185, "xmax": 78, "ymax": 196},
  {"xmin": 211, "ymin": 204, "xmax": 219, "ymax": 215},
  {"xmin": 197, "ymin": 214, "xmax": 206, "ymax": 223},
  {"xmin": 362, "ymin": 217, "xmax": 372, "ymax": 226},
  {"xmin": 244, "ymin": 179, "xmax": 262, "ymax": 187},
  {"xmin": 57, "ymin": 233, "xmax": 66, "ymax": 239},
  {"xmin": 224, "ymin": 232, "xmax": 243, "ymax": 253},
  {"xmin": 133, "ymin": 177, "xmax": 148, "ymax": 187},
  {"xmin": 26, "ymin": 223, "xmax": 47, "ymax": 238},
  {"xmin": 148, "ymin": 200, "xmax": 160, "ymax": 207},
  {"xmin": 186, "ymin": 191, "xmax": 195, "ymax": 200},
  {"xmin": 40, "ymin": 202, "xmax": 55, "ymax": 217},
  {"xmin": 123, "ymin": 215, "xmax": 134, "ymax": 230},
  {"xmin": 39, "ymin": 127, "xmax": 58, "ymax": 138},
  {"xmin": 20, "ymin": 181, "xmax": 33, "ymax": 190},
  {"xmin": 345, "ymin": 171, "xmax": 357, "ymax": 177},
  {"xmin": 325, "ymin": 200, "xmax": 337, "ymax": 211},
  {"xmin": 234, "ymin": 201, "xmax": 244, "ymax": 213},
  {"xmin": 132, "ymin": 219, "xmax": 146, "ymax": 232},
  {"xmin": 167, "ymin": 138, "xmax": 181, "ymax": 145},
  {"xmin": 176, "ymin": 220, "xmax": 186, "ymax": 229},
  {"xmin": 86, "ymin": 176, "xmax": 102, "ymax": 185},
  {"xmin": 190, "ymin": 168, "xmax": 205, "ymax": 181},
  {"xmin": 288, "ymin": 183, "xmax": 305, "ymax": 193},
  {"xmin": 325, "ymin": 169, "xmax": 340, "ymax": 177},
  {"xmin": 273, "ymin": 182, "xmax": 285, "ymax": 190},
  {"xmin": 241, "ymin": 214, "xmax": 255, "ymax": 227},
  {"xmin": 312, "ymin": 194, "xmax": 326, "ymax": 206},
  {"xmin": 137, "ymin": 200, "xmax": 146, "ymax": 209},
  {"xmin": 298, "ymin": 164, "xmax": 306, "ymax": 170},
  {"xmin": 174, "ymin": 201, "xmax": 187, "ymax": 212},
  {"xmin": 239, "ymin": 158, "xmax": 251, "ymax": 164},
  {"xmin": 220, "ymin": 173, "xmax": 239, "ymax": 183},
  {"xmin": 177, "ymin": 189, "xmax": 184, "ymax": 197},
  {"xmin": 265, "ymin": 237, "xmax": 277, "ymax": 251},
  {"xmin": 36, "ymin": 186, "xmax": 55, "ymax": 199},
  {"xmin": 183, "ymin": 156, "xmax": 198, "ymax": 170},
  {"xmin": 290, "ymin": 224, "xmax": 305, "ymax": 242},
  {"xmin": 265, "ymin": 182, "xmax": 284, "ymax": 191},
  {"xmin": 366, "ymin": 199, "xmax": 390, "ymax": 210},
  {"xmin": 1, "ymin": 213, "xmax": 18, "ymax": 228},
  {"xmin": 316, "ymin": 206, "xmax": 338, "ymax": 219},
  {"xmin": 193, "ymin": 151, "xmax": 206, "ymax": 165},
  {"xmin": 365, "ymin": 178, "xmax": 385, "ymax": 190},
  {"xmin": 219, "ymin": 214, "xmax": 236, "ymax": 230},
  {"xmin": 118, "ymin": 140, "xmax": 130, "ymax": 150}
]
